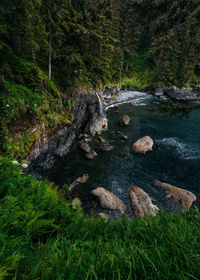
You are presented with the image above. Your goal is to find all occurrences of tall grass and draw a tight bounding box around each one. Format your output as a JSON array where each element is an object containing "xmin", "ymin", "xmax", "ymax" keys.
[{"xmin": 0, "ymin": 156, "xmax": 200, "ymax": 279}]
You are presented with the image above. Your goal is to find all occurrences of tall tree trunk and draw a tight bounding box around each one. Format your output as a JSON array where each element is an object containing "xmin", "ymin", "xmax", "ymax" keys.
[
  {"xmin": 48, "ymin": 19, "xmax": 52, "ymax": 80},
  {"xmin": 44, "ymin": 0, "xmax": 52, "ymax": 80}
]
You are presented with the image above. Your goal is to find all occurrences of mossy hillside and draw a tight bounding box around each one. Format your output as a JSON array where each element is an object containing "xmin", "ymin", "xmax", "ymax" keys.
[
  {"xmin": 0, "ymin": 78, "xmax": 75, "ymax": 159},
  {"xmin": 0, "ymin": 156, "xmax": 200, "ymax": 280}
]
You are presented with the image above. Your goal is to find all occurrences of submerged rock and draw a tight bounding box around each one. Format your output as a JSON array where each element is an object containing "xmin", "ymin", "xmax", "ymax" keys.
[
  {"xmin": 99, "ymin": 142, "xmax": 114, "ymax": 152},
  {"xmin": 129, "ymin": 186, "xmax": 158, "ymax": 218},
  {"xmin": 79, "ymin": 141, "xmax": 91, "ymax": 153},
  {"xmin": 91, "ymin": 187, "xmax": 126, "ymax": 211},
  {"xmin": 155, "ymin": 181, "xmax": 196, "ymax": 210},
  {"xmin": 121, "ymin": 134, "xmax": 128, "ymax": 140},
  {"xmin": 132, "ymin": 136, "xmax": 154, "ymax": 154},
  {"xmin": 98, "ymin": 136, "xmax": 106, "ymax": 143},
  {"xmin": 164, "ymin": 87, "xmax": 200, "ymax": 102},
  {"xmin": 85, "ymin": 150, "xmax": 98, "ymax": 160},
  {"xmin": 69, "ymin": 174, "xmax": 89, "ymax": 191},
  {"xmin": 119, "ymin": 115, "xmax": 131, "ymax": 126}
]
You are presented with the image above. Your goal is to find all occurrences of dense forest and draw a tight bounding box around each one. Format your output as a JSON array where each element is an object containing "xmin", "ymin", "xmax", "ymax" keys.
[
  {"xmin": 1, "ymin": 0, "xmax": 200, "ymax": 91},
  {"xmin": 1, "ymin": 1, "xmax": 200, "ymax": 279}
]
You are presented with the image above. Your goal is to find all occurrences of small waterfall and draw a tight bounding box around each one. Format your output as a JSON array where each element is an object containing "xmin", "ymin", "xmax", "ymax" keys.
[{"xmin": 95, "ymin": 91, "xmax": 107, "ymax": 120}]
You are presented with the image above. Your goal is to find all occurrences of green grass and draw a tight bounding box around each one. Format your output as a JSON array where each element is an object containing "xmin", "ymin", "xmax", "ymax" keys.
[
  {"xmin": 0, "ymin": 81, "xmax": 43, "ymax": 121},
  {"xmin": 0, "ymin": 156, "xmax": 200, "ymax": 279}
]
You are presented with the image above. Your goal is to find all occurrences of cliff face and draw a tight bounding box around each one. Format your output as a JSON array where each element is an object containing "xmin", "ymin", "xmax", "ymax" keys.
[{"xmin": 27, "ymin": 90, "xmax": 107, "ymax": 170}]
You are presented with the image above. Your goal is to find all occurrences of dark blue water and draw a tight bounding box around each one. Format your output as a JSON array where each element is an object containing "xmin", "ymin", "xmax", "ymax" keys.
[{"xmin": 45, "ymin": 95, "xmax": 200, "ymax": 217}]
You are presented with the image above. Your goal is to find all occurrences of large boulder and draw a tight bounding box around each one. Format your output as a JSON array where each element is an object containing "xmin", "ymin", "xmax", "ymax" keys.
[
  {"xmin": 89, "ymin": 116, "xmax": 108, "ymax": 136},
  {"xmin": 119, "ymin": 115, "xmax": 131, "ymax": 126},
  {"xmin": 129, "ymin": 186, "xmax": 158, "ymax": 218},
  {"xmin": 132, "ymin": 136, "xmax": 154, "ymax": 154},
  {"xmin": 155, "ymin": 181, "xmax": 196, "ymax": 210},
  {"xmin": 91, "ymin": 187, "xmax": 126, "ymax": 211}
]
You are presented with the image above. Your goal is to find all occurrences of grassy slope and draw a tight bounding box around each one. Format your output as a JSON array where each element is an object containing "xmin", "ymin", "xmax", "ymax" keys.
[{"xmin": 0, "ymin": 156, "xmax": 200, "ymax": 280}]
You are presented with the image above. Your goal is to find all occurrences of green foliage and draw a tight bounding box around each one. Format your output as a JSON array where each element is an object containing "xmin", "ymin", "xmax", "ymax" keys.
[
  {"xmin": 0, "ymin": 156, "xmax": 200, "ymax": 279},
  {"xmin": 2, "ymin": 132, "xmax": 38, "ymax": 159},
  {"xmin": 0, "ymin": 81, "xmax": 43, "ymax": 120}
]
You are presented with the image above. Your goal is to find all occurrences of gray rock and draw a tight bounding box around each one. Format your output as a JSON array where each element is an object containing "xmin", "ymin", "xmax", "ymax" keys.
[
  {"xmin": 129, "ymin": 186, "xmax": 158, "ymax": 218},
  {"xmin": 28, "ymin": 91, "xmax": 103, "ymax": 170},
  {"xmin": 155, "ymin": 181, "xmax": 196, "ymax": 210},
  {"xmin": 89, "ymin": 116, "xmax": 108, "ymax": 136},
  {"xmin": 164, "ymin": 87, "xmax": 200, "ymax": 101},
  {"xmin": 154, "ymin": 88, "xmax": 164, "ymax": 97},
  {"xmin": 91, "ymin": 187, "xmax": 126, "ymax": 211},
  {"xmin": 79, "ymin": 141, "xmax": 91, "ymax": 153}
]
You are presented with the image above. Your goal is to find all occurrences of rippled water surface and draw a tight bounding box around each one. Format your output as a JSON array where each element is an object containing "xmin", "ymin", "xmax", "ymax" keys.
[{"xmin": 45, "ymin": 93, "xmax": 200, "ymax": 217}]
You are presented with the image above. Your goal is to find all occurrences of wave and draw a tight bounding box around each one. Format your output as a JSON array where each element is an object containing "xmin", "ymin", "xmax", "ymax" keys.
[
  {"xmin": 156, "ymin": 137, "xmax": 200, "ymax": 160},
  {"xmin": 105, "ymin": 91, "xmax": 152, "ymax": 110}
]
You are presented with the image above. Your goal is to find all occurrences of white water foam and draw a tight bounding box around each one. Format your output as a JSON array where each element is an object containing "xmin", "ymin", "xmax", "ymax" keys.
[
  {"xmin": 116, "ymin": 90, "xmax": 147, "ymax": 102},
  {"xmin": 105, "ymin": 90, "xmax": 152, "ymax": 110},
  {"xmin": 156, "ymin": 137, "xmax": 200, "ymax": 160}
]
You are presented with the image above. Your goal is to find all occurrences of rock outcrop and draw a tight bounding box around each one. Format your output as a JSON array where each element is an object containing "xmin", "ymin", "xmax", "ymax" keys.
[
  {"xmin": 89, "ymin": 116, "xmax": 108, "ymax": 136},
  {"xmin": 155, "ymin": 181, "xmax": 196, "ymax": 210},
  {"xmin": 132, "ymin": 136, "xmax": 154, "ymax": 154},
  {"xmin": 91, "ymin": 187, "xmax": 126, "ymax": 211},
  {"xmin": 28, "ymin": 90, "xmax": 107, "ymax": 170},
  {"xmin": 164, "ymin": 87, "xmax": 200, "ymax": 102},
  {"xmin": 129, "ymin": 186, "xmax": 158, "ymax": 218},
  {"xmin": 118, "ymin": 115, "xmax": 131, "ymax": 126}
]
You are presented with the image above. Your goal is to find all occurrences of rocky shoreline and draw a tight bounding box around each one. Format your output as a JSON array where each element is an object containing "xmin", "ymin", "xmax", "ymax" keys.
[
  {"xmin": 25, "ymin": 85, "xmax": 200, "ymax": 219},
  {"xmin": 28, "ymin": 90, "xmax": 108, "ymax": 170},
  {"xmin": 26, "ymin": 85, "xmax": 200, "ymax": 170}
]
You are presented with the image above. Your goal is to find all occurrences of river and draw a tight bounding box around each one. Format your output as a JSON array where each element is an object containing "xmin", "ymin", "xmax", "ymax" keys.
[{"xmin": 44, "ymin": 91, "xmax": 200, "ymax": 218}]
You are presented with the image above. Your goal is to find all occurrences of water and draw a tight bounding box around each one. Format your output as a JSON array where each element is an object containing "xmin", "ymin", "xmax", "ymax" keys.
[
  {"xmin": 95, "ymin": 91, "xmax": 107, "ymax": 119},
  {"xmin": 44, "ymin": 92, "xmax": 200, "ymax": 217}
]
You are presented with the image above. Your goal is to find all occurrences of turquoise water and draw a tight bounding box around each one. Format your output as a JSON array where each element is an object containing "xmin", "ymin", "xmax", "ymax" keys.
[{"xmin": 46, "ymin": 95, "xmax": 200, "ymax": 217}]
